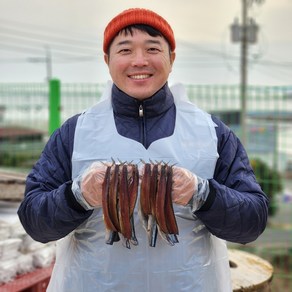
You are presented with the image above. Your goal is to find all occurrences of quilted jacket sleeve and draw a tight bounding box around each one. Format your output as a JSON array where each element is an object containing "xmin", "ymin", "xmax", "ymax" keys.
[
  {"xmin": 17, "ymin": 114, "xmax": 93, "ymax": 243},
  {"xmin": 195, "ymin": 116, "xmax": 269, "ymax": 244}
]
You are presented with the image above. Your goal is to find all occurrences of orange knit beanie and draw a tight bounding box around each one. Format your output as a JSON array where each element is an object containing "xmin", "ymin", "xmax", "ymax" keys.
[{"xmin": 103, "ymin": 8, "xmax": 175, "ymax": 53}]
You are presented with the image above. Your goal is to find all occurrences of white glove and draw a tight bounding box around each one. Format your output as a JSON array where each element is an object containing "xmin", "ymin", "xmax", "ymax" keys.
[
  {"xmin": 172, "ymin": 166, "xmax": 209, "ymax": 211},
  {"xmin": 72, "ymin": 162, "xmax": 107, "ymax": 210}
]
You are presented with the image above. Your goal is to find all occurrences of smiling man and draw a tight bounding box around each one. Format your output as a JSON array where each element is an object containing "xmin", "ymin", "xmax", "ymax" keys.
[
  {"xmin": 18, "ymin": 8, "xmax": 269, "ymax": 292},
  {"xmin": 104, "ymin": 14, "xmax": 176, "ymax": 100}
]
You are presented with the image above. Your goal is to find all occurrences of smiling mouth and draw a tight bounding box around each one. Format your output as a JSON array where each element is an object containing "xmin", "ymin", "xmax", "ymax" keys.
[{"xmin": 129, "ymin": 74, "xmax": 152, "ymax": 80}]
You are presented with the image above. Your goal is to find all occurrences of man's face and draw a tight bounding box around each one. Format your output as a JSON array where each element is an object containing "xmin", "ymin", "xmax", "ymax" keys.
[{"xmin": 104, "ymin": 29, "xmax": 176, "ymax": 100}]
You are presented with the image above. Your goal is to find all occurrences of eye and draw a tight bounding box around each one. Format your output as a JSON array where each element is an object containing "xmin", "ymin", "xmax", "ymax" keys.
[
  {"xmin": 118, "ymin": 48, "xmax": 131, "ymax": 54},
  {"xmin": 148, "ymin": 47, "xmax": 160, "ymax": 53}
]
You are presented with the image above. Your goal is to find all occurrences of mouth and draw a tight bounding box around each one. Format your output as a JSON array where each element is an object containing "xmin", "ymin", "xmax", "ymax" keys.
[{"xmin": 129, "ymin": 74, "xmax": 152, "ymax": 80}]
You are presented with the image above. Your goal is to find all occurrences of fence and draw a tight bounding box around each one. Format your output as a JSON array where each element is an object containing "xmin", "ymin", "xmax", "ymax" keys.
[{"xmin": 0, "ymin": 81, "xmax": 292, "ymax": 289}]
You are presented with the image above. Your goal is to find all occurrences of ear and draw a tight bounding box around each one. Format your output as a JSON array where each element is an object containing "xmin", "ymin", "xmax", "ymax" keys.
[
  {"xmin": 170, "ymin": 51, "xmax": 176, "ymax": 66},
  {"xmin": 104, "ymin": 54, "xmax": 109, "ymax": 65},
  {"xmin": 169, "ymin": 51, "xmax": 176, "ymax": 72}
]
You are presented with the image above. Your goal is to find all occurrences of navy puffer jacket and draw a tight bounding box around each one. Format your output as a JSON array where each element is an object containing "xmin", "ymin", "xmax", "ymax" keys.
[{"xmin": 18, "ymin": 84, "xmax": 269, "ymax": 244}]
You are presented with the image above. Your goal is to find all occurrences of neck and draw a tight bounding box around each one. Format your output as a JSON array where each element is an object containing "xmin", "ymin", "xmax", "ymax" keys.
[{"xmin": 111, "ymin": 83, "xmax": 174, "ymax": 118}]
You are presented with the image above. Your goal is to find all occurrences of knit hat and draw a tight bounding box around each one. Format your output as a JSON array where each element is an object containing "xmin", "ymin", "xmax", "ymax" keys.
[{"xmin": 103, "ymin": 8, "xmax": 175, "ymax": 53}]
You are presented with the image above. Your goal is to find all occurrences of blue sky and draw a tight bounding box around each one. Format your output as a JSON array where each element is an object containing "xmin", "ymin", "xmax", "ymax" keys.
[{"xmin": 0, "ymin": 0, "xmax": 291, "ymax": 85}]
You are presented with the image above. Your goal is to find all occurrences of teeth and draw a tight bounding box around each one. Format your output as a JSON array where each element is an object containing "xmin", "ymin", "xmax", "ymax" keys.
[{"xmin": 130, "ymin": 74, "xmax": 150, "ymax": 79}]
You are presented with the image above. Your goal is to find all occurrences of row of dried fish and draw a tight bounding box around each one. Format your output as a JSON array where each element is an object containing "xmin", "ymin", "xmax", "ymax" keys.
[
  {"xmin": 140, "ymin": 163, "xmax": 179, "ymax": 247},
  {"xmin": 102, "ymin": 163, "xmax": 139, "ymax": 249},
  {"xmin": 101, "ymin": 161, "xmax": 179, "ymax": 249}
]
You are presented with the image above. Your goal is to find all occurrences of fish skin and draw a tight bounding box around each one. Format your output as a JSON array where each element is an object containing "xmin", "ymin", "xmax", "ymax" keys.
[
  {"xmin": 118, "ymin": 164, "xmax": 132, "ymax": 241},
  {"xmin": 102, "ymin": 166, "xmax": 117, "ymax": 231},
  {"xmin": 108, "ymin": 164, "xmax": 120, "ymax": 232},
  {"xmin": 155, "ymin": 165, "xmax": 169, "ymax": 234},
  {"xmin": 140, "ymin": 163, "xmax": 152, "ymax": 217},
  {"xmin": 164, "ymin": 165, "xmax": 179, "ymax": 236}
]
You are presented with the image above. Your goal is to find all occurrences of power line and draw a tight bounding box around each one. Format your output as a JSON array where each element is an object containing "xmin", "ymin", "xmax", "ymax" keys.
[
  {"xmin": 1, "ymin": 40, "xmax": 291, "ymax": 70},
  {"xmin": 178, "ymin": 40, "xmax": 292, "ymax": 68},
  {"xmin": 0, "ymin": 26, "xmax": 99, "ymax": 50},
  {"xmin": 1, "ymin": 18, "xmax": 291, "ymax": 67},
  {"xmin": 0, "ymin": 34, "xmax": 99, "ymax": 56},
  {"xmin": 0, "ymin": 42, "xmax": 46, "ymax": 55},
  {"xmin": 0, "ymin": 15, "xmax": 291, "ymax": 85},
  {"xmin": 178, "ymin": 40, "xmax": 227, "ymax": 59},
  {"xmin": 0, "ymin": 18, "xmax": 100, "ymax": 45},
  {"xmin": 0, "ymin": 37, "xmax": 99, "ymax": 58}
]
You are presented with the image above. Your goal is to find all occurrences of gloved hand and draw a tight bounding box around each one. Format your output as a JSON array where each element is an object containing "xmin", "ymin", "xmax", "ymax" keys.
[
  {"xmin": 172, "ymin": 166, "xmax": 210, "ymax": 211},
  {"xmin": 72, "ymin": 162, "xmax": 108, "ymax": 209},
  {"xmin": 172, "ymin": 166, "xmax": 198, "ymax": 205},
  {"xmin": 80, "ymin": 162, "xmax": 108, "ymax": 207}
]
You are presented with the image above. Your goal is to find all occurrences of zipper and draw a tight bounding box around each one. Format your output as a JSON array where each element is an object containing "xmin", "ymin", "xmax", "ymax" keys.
[
  {"xmin": 139, "ymin": 104, "xmax": 143, "ymax": 117},
  {"xmin": 138, "ymin": 103, "xmax": 146, "ymax": 147}
]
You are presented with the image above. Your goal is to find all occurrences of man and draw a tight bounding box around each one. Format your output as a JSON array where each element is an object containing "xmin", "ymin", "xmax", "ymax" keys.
[{"xmin": 18, "ymin": 8, "xmax": 268, "ymax": 291}]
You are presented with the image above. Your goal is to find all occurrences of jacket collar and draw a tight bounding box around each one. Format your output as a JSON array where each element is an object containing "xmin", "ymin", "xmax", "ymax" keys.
[{"xmin": 111, "ymin": 83, "xmax": 174, "ymax": 118}]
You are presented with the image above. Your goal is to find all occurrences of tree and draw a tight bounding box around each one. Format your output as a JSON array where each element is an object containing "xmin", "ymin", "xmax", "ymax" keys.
[{"xmin": 251, "ymin": 158, "xmax": 283, "ymax": 216}]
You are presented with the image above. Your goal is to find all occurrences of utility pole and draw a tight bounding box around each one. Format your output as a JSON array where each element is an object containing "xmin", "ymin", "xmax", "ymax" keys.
[
  {"xmin": 231, "ymin": 0, "xmax": 263, "ymax": 146},
  {"xmin": 45, "ymin": 45, "xmax": 53, "ymax": 82},
  {"xmin": 27, "ymin": 45, "xmax": 53, "ymax": 82},
  {"xmin": 240, "ymin": 0, "xmax": 248, "ymax": 146}
]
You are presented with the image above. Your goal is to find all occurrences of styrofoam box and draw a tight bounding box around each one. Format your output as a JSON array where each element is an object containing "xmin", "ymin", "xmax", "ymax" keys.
[
  {"xmin": 0, "ymin": 258, "xmax": 18, "ymax": 284},
  {"xmin": 0, "ymin": 238, "xmax": 22, "ymax": 261}
]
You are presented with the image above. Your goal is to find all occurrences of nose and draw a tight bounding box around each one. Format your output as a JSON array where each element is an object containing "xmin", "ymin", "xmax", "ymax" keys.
[{"xmin": 131, "ymin": 50, "xmax": 149, "ymax": 67}]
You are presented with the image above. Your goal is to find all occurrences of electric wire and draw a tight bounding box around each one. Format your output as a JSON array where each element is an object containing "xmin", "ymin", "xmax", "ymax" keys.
[{"xmin": 0, "ymin": 17, "xmax": 291, "ymax": 84}]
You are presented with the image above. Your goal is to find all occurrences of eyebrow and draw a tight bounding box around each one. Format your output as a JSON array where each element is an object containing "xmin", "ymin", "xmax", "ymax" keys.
[{"xmin": 116, "ymin": 39, "xmax": 163, "ymax": 47}]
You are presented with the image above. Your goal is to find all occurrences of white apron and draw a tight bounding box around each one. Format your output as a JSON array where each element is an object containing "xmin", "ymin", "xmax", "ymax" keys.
[{"xmin": 47, "ymin": 82, "xmax": 232, "ymax": 292}]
